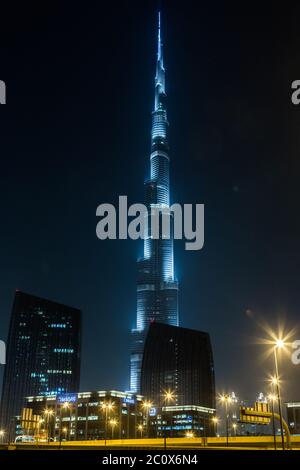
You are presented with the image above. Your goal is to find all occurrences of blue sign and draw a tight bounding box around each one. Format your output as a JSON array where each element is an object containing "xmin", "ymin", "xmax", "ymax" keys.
[
  {"xmin": 123, "ymin": 397, "xmax": 136, "ymax": 405},
  {"xmin": 57, "ymin": 393, "xmax": 77, "ymax": 404},
  {"xmin": 149, "ymin": 407, "xmax": 157, "ymax": 417}
]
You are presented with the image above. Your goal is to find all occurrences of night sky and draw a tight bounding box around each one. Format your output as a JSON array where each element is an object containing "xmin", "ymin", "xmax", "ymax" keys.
[{"xmin": 1, "ymin": 1, "xmax": 300, "ymax": 403}]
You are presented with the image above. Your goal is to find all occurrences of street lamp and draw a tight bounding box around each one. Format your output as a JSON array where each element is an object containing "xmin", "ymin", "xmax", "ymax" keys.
[
  {"xmin": 267, "ymin": 393, "xmax": 277, "ymax": 450},
  {"xmin": 273, "ymin": 339, "xmax": 285, "ymax": 450},
  {"xmin": 44, "ymin": 409, "xmax": 54, "ymax": 443},
  {"xmin": 137, "ymin": 424, "xmax": 143, "ymax": 439},
  {"xmin": 0, "ymin": 430, "xmax": 5, "ymax": 444},
  {"xmin": 36, "ymin": 417, "xmax": 45, "ymax": 444},
  {"xmin": 109, "ymin": 419, "xmax": 117, "ymax": 440},
  {"xmin": 59, "ymin": 426, "xmax": 68, "ymax": 448},
  {"xmin": 212, "ymin": 417, "xmax": 219, "ymax": 436},
  {"xmin": 62, "ymin": 427, "xmax": 68, "ymax": 441},
  {"xmin": 60, "ymin": 401, "xmax": 71, "ymax": 441},
  {"xmin": 163, "ymin": 390, "xmax": 176, "ymax": 448},
  {"xmin": 220, "ymin": 394, "xmax": 232, "ymax": 447},
  {"xmin": 232, "ymin": 423, "xmax": 237, "ymax": 436},
  {"xmin": 102, "ymin": 401, "xmax": 114, "ymax": 446},
  {"xmin": 142, "ymin": 401, "xmax": 153, "ymax": 438}
]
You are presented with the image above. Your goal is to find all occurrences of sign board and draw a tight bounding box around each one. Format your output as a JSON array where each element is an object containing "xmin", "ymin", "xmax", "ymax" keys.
[
  {"xmin": 240, "ymin": 404, "xmax": 271, "ymax": 425},
  {"xmin": 57, "ymin": 393, "xmax": 77, "ymax": 404}
]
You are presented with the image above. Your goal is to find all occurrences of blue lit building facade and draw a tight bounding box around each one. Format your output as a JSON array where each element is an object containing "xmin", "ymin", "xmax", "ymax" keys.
[
  {"xmin": 130, "ymin": 13, "xmax": 179, "ymax": 392},
  {"xmin": 0, "ymin": 290, "xmax": 81, "ymax": 435}
]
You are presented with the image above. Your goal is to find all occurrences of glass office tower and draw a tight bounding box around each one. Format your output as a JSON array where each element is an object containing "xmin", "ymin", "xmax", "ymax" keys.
[
  {"xmin": 0, "ymin": 290, "xmax": 81, "ymax": 435},
  {"xmin": 141, "ymin": 322, "xmax": 215, "ymax": 410}
]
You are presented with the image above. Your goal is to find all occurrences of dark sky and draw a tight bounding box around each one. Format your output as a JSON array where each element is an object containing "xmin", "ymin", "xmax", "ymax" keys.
[{"xmin": 1, "ymin": 0, "xmax": 300, "ymax": 404}]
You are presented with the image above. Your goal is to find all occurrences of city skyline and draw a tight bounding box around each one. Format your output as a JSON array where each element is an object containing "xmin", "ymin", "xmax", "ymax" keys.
[{"xmin": 0, "ymin": 1, "xmax": 300, "ymax": 404}]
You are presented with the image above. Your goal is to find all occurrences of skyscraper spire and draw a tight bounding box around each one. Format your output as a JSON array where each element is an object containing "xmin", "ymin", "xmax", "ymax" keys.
[
  {"xmin": 130, "ymin": 12, "xmax": 178, "ymax": 393},
  {"xmin": 155, "ymin": 11, "xmax": 165, "ymax": 111},
  {"xmin": 157, "ymin": 11, "xmax": 162, "ymax": 64}
]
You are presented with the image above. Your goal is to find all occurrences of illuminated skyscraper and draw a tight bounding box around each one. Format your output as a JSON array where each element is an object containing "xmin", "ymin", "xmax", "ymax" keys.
[
  {"xmin": 0, "ymin": 291, "xmax": 81, "ymax": 435},
  {"xmin": 130, "ymin": 13, "xmax": 179, "ymax": 392}
]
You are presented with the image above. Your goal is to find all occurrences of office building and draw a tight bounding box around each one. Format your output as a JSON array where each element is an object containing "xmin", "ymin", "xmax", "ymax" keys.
[
  {"xmin": 141, "ymin": 322, "xmax": 215, "ymax": 411},
  {"xmin": 0, "ymin": 290, "xmax": 81, "ymax": 435}
]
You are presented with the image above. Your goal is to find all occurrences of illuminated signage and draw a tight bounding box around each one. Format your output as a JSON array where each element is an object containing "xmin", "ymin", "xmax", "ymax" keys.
[
  {"xmin": 123, "ymin": 397, "xmax": 135, "ymax": 405},
  {"xmin": 149, "ymin": 407, "xmax": 157, "ymax": 417},
  {"xmin": 57, "ymin": 393, "xmax": 77, "ymax": 404}
]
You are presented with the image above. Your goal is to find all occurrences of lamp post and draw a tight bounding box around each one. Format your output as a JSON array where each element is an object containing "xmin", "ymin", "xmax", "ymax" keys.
[
  {"xmin": 60, "ymin": 427, "xmax": 68, "ymax": 448},
  {"xmin": 60, "ymin": 401, "xmax": 72, "ymax": 441},
  {"xmin": 232, "ymin": 423, "xmax": 237, "ymax": 436},
  {"xmin": 212, "ymin": 417, "xmax": 219, "ymax": 436},
  {"xmin": 138, "ymin": 424, "xmax": 143, "ymax": 439},
  {"xmin": 102, "ymin": 401, "xmax": 114, "ymax": 446},
  {"xmin": 36, "ymin": 417, "xmax": 45, "ymax": 444},
  {"xmin": 274, "ymin": 340, "xmax": 285, "ymax": 450},
  {"xmin": 267, "ymin": 393, "xmax": 277, "ymax": 450},
  {"xmin": 110, "ymin": 419, "xmax": 117, "ymax": 440},
  {"xmin": 142, "ymin": 401, "xmax": 153, "ymax": 438},
  {"xmin": 163, "ymin": 390, "xmax": 176, "ymax": 450},
  {"xmin": 0, "ymin": 430, "xmax": 5, "ymax": 444},
  {"xmin": 220, "ymin": 394, "xmax": 232, "ymax": 447},
  {"xmin": 44, "ymin": 409, "xmax": 54, "ymax": 443}
]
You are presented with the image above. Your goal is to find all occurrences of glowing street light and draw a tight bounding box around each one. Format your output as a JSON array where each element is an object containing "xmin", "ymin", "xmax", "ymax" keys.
[
  {"xmin": 102, "ymin": 401, "xmax": 114, "ymax": 446},
  {"xmin": 137, "ymin": 424, "xmax": 143, "ymax": 439},
  {"xmin": 163, "ymin": 389, "xmax": 176, "ymax": 446},
  {"xmin": 270, "ymin": 376, "xmax": 278, "ymax": 386},
  {"xmin": 44, "ymin": 409, "xmax": 55, "ymax": 443},
  {"xmin": 273, "ymin": 339, "xmax": 285, "ymax": 450},
  {"xmin": 109, "ymin": 419, "xmax": 118, "ymax": 440},
  {"xmin": 256, "ymin": 325, "xmax": 293, "ymax": 449},
  {"xmin": 142, "ymin": 401, "xmax": 153, "ymax": 438},
  {"xmin": 0, "ymin": 430, "xmax": 5, "ymax": 444},
  {"xmin": 60, "ymin": 401, "xmax": 72, "ymax": 442},
  {"xmin": 232, "ymin": 423, "xmax": 237, "ymax": 436},
  {"xmin": 164, "ymin": 390, "xmax": 176, "ymax": 404},
  {"xmin": 276, "ymin": 339, "xmax": 284, "ymax": 349},
  {"xmin": 267, "ymin": 393, "xmax": 277, "ymax": 450},
  {"xmin": 59, "ymin": 426, "xmax": 68, "ymax": 448},
  {"xmin": 185, "ymin": 431, "xmax": 194, "ymax": 438},
  {"xmin": 212, "ymin": 416, "xmax": 219, "ymax": 436},
  {"xmin": 219, "ymin": 394, "xmax": 232, "ymax": 447},
  {"xmin": 142, "ymin": 400, "xmax": 153, "ymax": 411}
]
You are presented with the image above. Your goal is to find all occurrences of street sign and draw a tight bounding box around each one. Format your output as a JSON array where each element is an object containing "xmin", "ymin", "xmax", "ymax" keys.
[{"xmin": 240, "ymin": 403, "xmax": 271, "ymax": 425}]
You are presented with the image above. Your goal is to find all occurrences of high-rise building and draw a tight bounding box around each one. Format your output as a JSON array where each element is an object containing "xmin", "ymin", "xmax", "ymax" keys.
[
  {"xmin": 286, "ymin": 402, "xmax": 300, "ymax": 434},
  {"xmin": 0, "ymin": 290, "xmax": 81, "ymax": 435},
  {"xmin": 130, "ymin": 13, "xmax": 179, "ymax": 392},
  {"xmin": 140, "ymin": 322, "xmax": 216, "ymax": 411}
]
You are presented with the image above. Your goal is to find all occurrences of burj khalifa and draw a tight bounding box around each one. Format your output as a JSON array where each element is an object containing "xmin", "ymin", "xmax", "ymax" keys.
[{"xmin": 130, "ymin": 13, "xmax": 179, "ymax": 393}]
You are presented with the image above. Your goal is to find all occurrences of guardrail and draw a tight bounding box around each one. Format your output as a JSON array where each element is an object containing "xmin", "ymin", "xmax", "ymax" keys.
[{"xmin": 1, "ymin": 435, "xmax": 300, "ymax": 450}]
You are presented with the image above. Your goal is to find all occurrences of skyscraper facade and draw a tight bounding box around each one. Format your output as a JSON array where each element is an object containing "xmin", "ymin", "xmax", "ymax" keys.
[
  {"xmin": 141, "ymin": 322, "xmax": 216, "ymax": 410},
  {"xmin": 0, "ymin": 291, "xmax": 81, "ymax": 434},
  {"xmin": 130, "ymin": 13, "xmax": 179, "ymax": 392}
]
